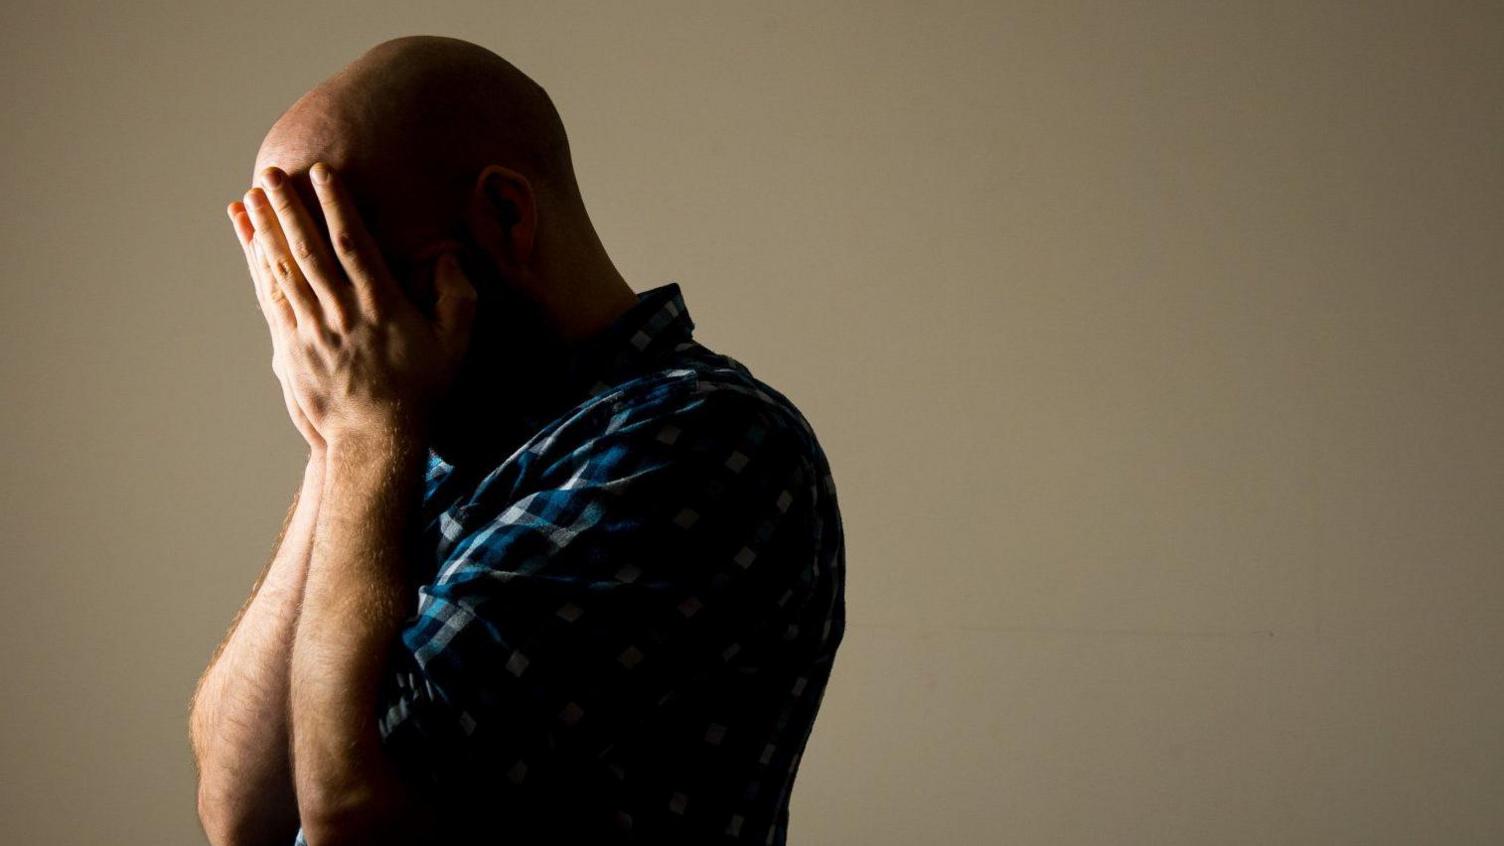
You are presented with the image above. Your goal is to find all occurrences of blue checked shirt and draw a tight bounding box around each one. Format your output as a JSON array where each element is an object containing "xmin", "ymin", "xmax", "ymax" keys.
[{"xmin": 292, "ymin": 282, "xmax": 845, "ymax": 845}]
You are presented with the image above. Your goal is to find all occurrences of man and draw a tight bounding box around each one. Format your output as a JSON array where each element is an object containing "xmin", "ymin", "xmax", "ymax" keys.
[{"xmin": 187, "ymin": 34, "xmax": 845, "ymax": 846}]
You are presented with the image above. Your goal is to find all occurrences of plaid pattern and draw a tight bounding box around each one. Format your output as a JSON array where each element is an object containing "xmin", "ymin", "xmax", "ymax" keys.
[{"xmin": 292, "ymin": 282, "xmax": 845, "ymax": 845}]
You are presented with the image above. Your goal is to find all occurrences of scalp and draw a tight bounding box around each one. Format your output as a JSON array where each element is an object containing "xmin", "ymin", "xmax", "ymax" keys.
[{"xmin": 253, "ymin": 36, "xmax": 581, "ymax": 220}]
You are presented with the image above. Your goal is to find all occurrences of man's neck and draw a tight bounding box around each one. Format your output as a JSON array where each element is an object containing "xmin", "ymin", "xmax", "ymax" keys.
[
  {"xmin": 537, "ymin": 269, "xmax": 641, "ymax": 347},
  {"xmin": 426, "ymin": 275, "xmax": 639, "ymax": 477}
]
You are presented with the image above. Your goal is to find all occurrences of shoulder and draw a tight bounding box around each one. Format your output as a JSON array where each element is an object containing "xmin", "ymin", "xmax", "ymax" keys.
[
  {"xmin": 547, "ymin": 350, "xmax": 806, "ymax": 452},
  {"xmin": 513, "ymin": 363, "xmax": 812, "ymax": 504}
]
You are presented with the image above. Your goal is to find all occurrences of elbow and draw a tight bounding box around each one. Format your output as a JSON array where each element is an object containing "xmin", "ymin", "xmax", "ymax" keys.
[
  {"xmin": 297, "ymin": 784, "xmax": 436, "ymax": 846},
  {"xmin": 195, "ymin": 788, "xmax": 255, "ymax": 846},
  {"xmin": 196, "ymin": 782, "xmax": 243, "ymax": 846},
  {"xmin": 297, "ymin": 807, "xmax": 397, "ymax": 846},
  {"xmin": 294, "ymin": 737, "xmax": 435, "ymax": 845},
  {"xmin": 195, "ymin": 779, "xmax": 298, "ymax": 846},
  {"xmin": 296, "ymin": 784, "xmax": 375, "ymax": 845},
  {"xmin": 195, "ymin": 788, "xmax": 228, "ymax": 846},
  {"xmin": 296, "ymin": 820, "xmax": 361, "ymax": 846}
]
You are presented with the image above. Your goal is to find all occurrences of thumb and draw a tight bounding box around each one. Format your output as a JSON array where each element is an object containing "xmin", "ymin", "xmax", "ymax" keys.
[{"xmin": 433, "ymin": 252, "xmax": 478, "ymax": 355}]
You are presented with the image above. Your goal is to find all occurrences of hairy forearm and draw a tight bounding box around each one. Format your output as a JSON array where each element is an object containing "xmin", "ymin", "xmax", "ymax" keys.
[
  {"xmin": 189, "ymin": 454, "xmax": 324, "ymax": 845},
  {"xmin": 291, "ymin": 434, "xmax": 432, "ymax": 842}
]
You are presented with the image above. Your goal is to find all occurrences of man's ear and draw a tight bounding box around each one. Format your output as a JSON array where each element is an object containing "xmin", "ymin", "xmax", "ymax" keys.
[{"xmin": 464, "ymin": 164, "xmax": 537, "ymax": 272}]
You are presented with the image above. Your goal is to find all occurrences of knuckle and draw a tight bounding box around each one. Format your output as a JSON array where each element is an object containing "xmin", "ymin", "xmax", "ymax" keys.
[
  {"xmin": 274, "ymin": 258, "xmax": 296, "ymax": 279},
  {"xmin": 290, "ymin": 239, "xmax": 318, "ymax": 262},
  {"xmin": 362, "ymin": 295, "xmax": 390, "ymax": 321},
  {"xmin": 334, "ymin": 230, "xmax": 359, "ymax": 256}
]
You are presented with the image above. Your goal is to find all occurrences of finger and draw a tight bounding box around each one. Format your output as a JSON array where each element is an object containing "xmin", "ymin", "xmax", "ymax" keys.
[
  {"xmin": 432, "ymin": 252, "xmax": 478, "ymax": 361},
  {"xmin": 254, "ymin": 240, "xmax": 304, "ymax": 350},
  {"xmin": 228, "ymin": 200, "xmax": 295, "ymax": 335},
  {"xmin": 307, "ymin": 162, "xmax": 401, "ymax": 317},
  {"xmin": 243, "ymin": 186, "xmax": 318, "ymax": 328},
  {"xmin": 259, "ymin": 167, "xmax": 355, "ymax": 328},
  {"xmin": 241, "ymin": 188, "xmax": 313, "ymax": 330},
  {"xmin": 227, "ymin": 201, "xmax": 269, "ymax": 317}
]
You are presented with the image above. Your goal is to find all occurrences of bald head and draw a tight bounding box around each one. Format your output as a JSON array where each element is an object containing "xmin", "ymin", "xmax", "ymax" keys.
[{"xmin": 253, "ymin": 35, "xmax": 586, "ymax": 268}]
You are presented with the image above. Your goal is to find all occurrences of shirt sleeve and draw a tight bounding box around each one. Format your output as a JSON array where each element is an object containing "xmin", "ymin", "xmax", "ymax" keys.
[{"xmin": 371, "ymin": 381, "xmax": 814, "ymax": 800}]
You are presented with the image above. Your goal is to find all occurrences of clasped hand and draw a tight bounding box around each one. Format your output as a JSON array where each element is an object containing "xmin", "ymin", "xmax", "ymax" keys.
[{"xmin": 227, "ymin": 163, "xmax": 477, "ymax": 452}]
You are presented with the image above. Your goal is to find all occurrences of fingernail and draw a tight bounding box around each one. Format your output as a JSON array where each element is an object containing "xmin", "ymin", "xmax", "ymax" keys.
[
  {"xmin": 311, "ymin": 162, "xmax": 330, "ymax": 184},
  {"xmin": 263, "ymin": 167, "xmax": 284, "ymax": 188}
]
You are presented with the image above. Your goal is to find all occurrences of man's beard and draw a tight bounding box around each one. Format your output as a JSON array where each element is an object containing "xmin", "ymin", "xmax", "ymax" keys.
[{"xmin": 427, "ymin": 273, "xmax": 571, "ymax": 469}]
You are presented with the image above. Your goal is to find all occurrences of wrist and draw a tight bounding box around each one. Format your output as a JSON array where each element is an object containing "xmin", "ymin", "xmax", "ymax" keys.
[
  {"xmin": 303, "ymin": 449, "xmax": 328, "ymax": 490},
  {"xmin": 325, "ymin": 430, "xmax": 425, "ymax": 476}
]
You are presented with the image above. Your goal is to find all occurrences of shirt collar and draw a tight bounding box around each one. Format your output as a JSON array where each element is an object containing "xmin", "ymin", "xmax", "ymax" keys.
[
  {"xmin": 554, "ymin": 280, "xmax": 695, "ymax": 401},
  {"xmin": 427, "ymin": 281, "xmax": 696, "ymax": 475}
]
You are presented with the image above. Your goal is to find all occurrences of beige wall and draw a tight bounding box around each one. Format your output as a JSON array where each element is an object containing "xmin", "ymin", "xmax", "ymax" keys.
[{"xmin": 3, "ymin": 2, "xmax": 1501, "ymax": 843}]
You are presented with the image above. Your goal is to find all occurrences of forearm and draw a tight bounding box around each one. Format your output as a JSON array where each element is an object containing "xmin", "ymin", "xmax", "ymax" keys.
[
  {"xmin": 291, "ymin": 434, "xmax": 430, "ymax": 841},
  {"xmin": 189, "ymin": 454, "xmax": 325, "ymax": 845}
]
